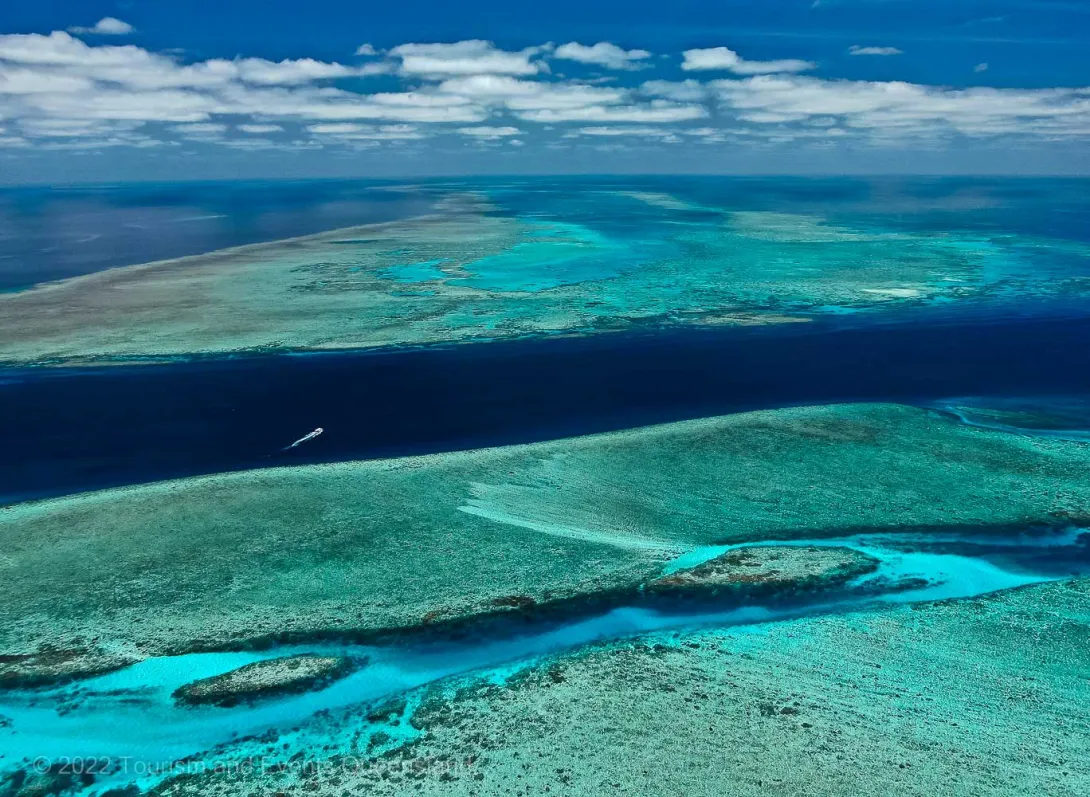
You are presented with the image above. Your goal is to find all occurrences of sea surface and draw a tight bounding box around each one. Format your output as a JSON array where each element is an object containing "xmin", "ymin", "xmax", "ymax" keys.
[
  {"xmin": 4, "ymin": 176, "xmax": 1090, "ymax": 794},
  {"xmin": 3, "ymin": 177, "xmax": 1090, "ymax": 504},
  {"xmin": 4, "ymin": 176, "xmax": 1090, "ymax": 293},
  {"xmin": 4, "ymin": 313, "xmax": 1090, "ymax": 504},
  {"xmin": 0, "ymin": 180, "xmax": 434, "ymax": 291},
  {"xmin": 5, "ymin": 526, "xmax": 1090, "ymax": 794}
]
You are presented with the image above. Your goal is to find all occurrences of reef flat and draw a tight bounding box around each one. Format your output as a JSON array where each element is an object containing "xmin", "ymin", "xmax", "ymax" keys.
[
  {"xmin": 648, "ymin": 545, "xmax": 879, "ymax": 597},
  {"xmin": 2, "ymin": 181, "xmax": 1089, "ymax": 367},
  {"xmin": 4, "ymin": 402, "xmax": 1090, "ymax": 684},
  {"xmin": 161, "ymin": 577, "xmax": 1090, "ymax": 797},
  {"xmin": 173, "ymin": 655, "xmax": 356, "ymax": 708}
]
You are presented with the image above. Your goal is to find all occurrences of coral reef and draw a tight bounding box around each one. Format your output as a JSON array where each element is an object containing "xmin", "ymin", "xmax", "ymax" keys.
[{"xmin": 172, "ymin": 655, "xmax": 356, "ymax": 708}]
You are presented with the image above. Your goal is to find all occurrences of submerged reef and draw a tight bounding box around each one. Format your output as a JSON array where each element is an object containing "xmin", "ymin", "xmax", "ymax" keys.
[
  {"xmin": 649, "ymin": 545, "xmax": 879, "ymax": 597},
  {"xmin": 3, "ymin": 402, "xmax": 1090, "ymax": 684},
  {"xmin": 2, "ymin": 187, "xmax": 1088, "ymax": 366},
  {"xmin": 147, "ymin": 577, "xmax": 1090, "ymax": 797},
  {"xmin": 0, "ymin": 763, "xmax": 97, "ymax": 797},
  {"xmin": 0, "ymin": 647, "xmax": 136, "ymax": 690},
  {"xmin": 172, "ymin": 655, "xmax": 356, "ymax": 708}
]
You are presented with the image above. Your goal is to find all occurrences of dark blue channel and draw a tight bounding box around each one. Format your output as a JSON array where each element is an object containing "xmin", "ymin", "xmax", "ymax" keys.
[{"xmin": 3, "ymin": 312, "xmax": 1090, "ymax": 504}]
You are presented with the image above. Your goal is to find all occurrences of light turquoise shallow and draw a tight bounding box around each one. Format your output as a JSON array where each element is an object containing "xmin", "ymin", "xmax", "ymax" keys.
[{"xmin": 2, "ymin": 527, "xmax": 1085, "ymax": 794}]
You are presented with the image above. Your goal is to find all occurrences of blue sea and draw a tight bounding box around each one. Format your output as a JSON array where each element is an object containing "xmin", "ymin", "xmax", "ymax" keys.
[
  {"xmin": 5, "ymin": 177, "xmax": 1090, "ymax": 794},
  {"xmin": 3, "ymin": 176, "xmax": 1090, "ymax": 501},
  {"xmin": 3, "ymin": 176, "xmax": 1090, "ymax": 292},
  {"xmin": 0, "ymin": 179, "xmax": 434, "ymax": 291}
]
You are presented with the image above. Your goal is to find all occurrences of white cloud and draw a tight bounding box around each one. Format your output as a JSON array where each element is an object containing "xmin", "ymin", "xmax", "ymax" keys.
[
  {"xmin": 0, "ymin": 32, "xmax": 387, "ymax": 90},
  {"xmin": 307, "ymin": 123, "xmax": 427, "ymax": 140},
  {"xmin": 389, "ymin": 41, "xmax": 549, "ymax": 77},
  {"xmin": 640, "ymin": 79, "xmax": 708, "ymax": 102},
  {"xmin": 431, "ymin": 75, "xmax": 706, "ymax": 125},
  {"xmin": 456, "ymin": 125, "xmax": 522, "ymax": 138},
  {"xmin": 849, "ymin": 46, "xmax": 902, "ymax": 56},
  {"xmin": 712, "ymin": 75, "xmax": 1090, "ymax": 139},
  {"xmin": 517, "ymin": 101, "xmax": 708, "ymax": 123},
  {"xmin": 233, "ymin": 57, "xmax": 391, "ymax": 85},
  {"xmin": 0, "ymin": 31, "xmax": 158, "ymax": 68},
  {"xmin": 3, "ymin": 26, "xmax": 1087, "ymax": 155},
  {"xmin": 682, "ymin": 47, "xmax": 815, "ymax": 75},
  {"xmin": 173, "ymin": 122, "xmax": 227, "ymax": 137},
  {"xmin": 68, "ymin": 18, "xmax": 134, "ymax": 36},
  {"xmin": 0, "ymin": 65, "xmax": 95, "ymax": 94},
  {"xmin": 436, "ymin": 74, "xmax": 626, "ymax": 110},
  {"xmin": 975, "ymin": 63, "xmax": 989, "ymax": 73},
  {"xmin": 553, "ymin": 42, "xmax": 652, "ymax": 70},
  {"xmin": 355, "ymin": 43, "xmax": 379, "ymax": 57},
  {"xmin": 27, "ymin": 87, "xmax": 221, "ymax": 122},
  {"xmin": 565, "ymin": 125, "xmax": 679, "ymax": 138},
  {"xmin": 366, "ymin": 90, "xmax": 476, "ymax": 108},
  {"xmin": 18, "ymin": 118, "xmax": 142, "ymax": 137}
]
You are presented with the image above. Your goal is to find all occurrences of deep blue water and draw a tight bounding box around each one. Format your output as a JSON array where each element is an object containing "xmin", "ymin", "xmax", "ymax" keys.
[
  {"xmin": 470, "ymin": 175, "xmax": 1090, "ymax": 246},
  {"xmin": 4, "ymin": 311, "xmax": 1090, "ymax": 504},
  {"xmin": 0, "ymin": 180, "xmax": 434, "ymax": 291}
]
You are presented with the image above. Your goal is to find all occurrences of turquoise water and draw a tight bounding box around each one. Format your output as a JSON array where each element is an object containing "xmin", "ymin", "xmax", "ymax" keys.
[
  {"xmin": 5, "ymin": 178, "xmax": 1090, "ymax": 792},
  {"xmin": 930, "ymin": 396, "xmax": 1090, "ymax": 441},
  {"xmin": 378, "ymin": 259, "xmax": 448, "ymax": 283},
  {"xmin": 3, "ymin": 527, "xmax": 1087, "ymax": 793},
  {"xmin": 451, "ymin": 222, "xmax": 652, "ymax": 292}
]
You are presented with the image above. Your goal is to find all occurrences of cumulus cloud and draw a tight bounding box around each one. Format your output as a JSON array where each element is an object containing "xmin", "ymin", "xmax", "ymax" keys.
[
  {"xmin": 1, "ymin": 31, "xmax": 158, "ymax": 68},
  {"xmin": 0, "ymin": 30, "xmax": 465, "ymax": 134},
  {"xmin": 0, "ymin": 66, "xmax": 95, "ymax": 94},
  {"xmin": 553, "ymin": 42, "xmax": 652, "ymax": 70},
  {"xmin": 975, "ymin": 63, "xmax": 989, "ymax": 73},
  {"xmin": 849, "ymin": 46, "xmax": 902, "ymax": 56},
  {"xmin": 565, "ymin": 125, "xmax": 680, "ymax": 139},
  {"xmin": 233, "ymin": 57, "xmax": 391, "ymax": 84},
  {"xmin": 2, "ymin": 25, "xmax": 1087, "ymax": 155},
  {"xmin": 388, "ymin": 40, "xmax": 548, "ymax": 77},
  {"xmin": 307, "ymin": 123, "xmax": 426, "ymax": 140},
  {"xmin": 173, "ymin": 122, "xmax": 227, "ymax": 135},
  {"xmin": 18, "ymin": 118, "xmax": 142, "ymax": 137},
  {"xmin": 435, "ymin": 74, "xmax": 626, "ymax": 110},
  {"xmin": 427, "ymin": 75, "xmax": 705, "ymax": 123},
  {"xmin": 0, "ymin": 32, "xmax": 389, "ymax": 90},
  {"xmin": 68, "ymin": 18, "xmax": 134, "ymax": 36},
  {"xmin": 456, "ymin": 125, "xmax": 523, "ymax": 138},
  {"xmin": 517, "ymin": 101, "xmax": 708, "ymax": 123},
  {"xmin": 712, "ymin": 74, "xmax": 1090, "ymax": 139},
  {"xmin": 682, "ymin": 47, "xmax": 815, "ymax": 74},
  {"xmin": 355, "ymin": 43, "xmax": 379, "ymax": 57},
  {"xmin": 640, "ymin": 79, "xmax": 709, "ymax": 102}
]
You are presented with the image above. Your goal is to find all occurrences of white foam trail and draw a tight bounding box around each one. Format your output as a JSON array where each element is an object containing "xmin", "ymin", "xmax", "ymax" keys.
[{"xmin": 282, "ymin": 427, "xmax": 323, "ymax": 451}]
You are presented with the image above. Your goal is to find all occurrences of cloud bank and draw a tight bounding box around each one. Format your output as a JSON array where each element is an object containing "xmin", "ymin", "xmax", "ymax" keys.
[{"xmin": 1, "ymin": 28, "xmax": 1087, "ymax": 157}]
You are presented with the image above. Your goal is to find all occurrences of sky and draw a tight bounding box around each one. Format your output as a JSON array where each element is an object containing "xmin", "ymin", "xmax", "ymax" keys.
[{"xmin": 1, "ymin": 0, "xmax": 1089, "ymax": 183}]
